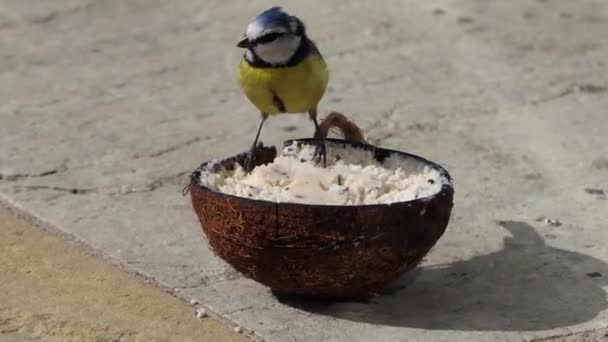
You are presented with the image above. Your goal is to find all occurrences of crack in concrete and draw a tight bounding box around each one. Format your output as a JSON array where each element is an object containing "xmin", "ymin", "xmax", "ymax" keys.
[
  {"xmin": 370, "ymin": 132, "xmax": 396, "ymax": 146},
  {"xmin": 225, "ymin": 302, "xmax": 280, "ymax": 316},
  {"xmin": 126, "ymin": 260, "xmax": 192, "ymax": 269},
  {"xmin": 532, "ymin": 83, "xmax": 607, "ymax": 104},
  {"xmin": 27, "ymin": 2, "xmax": 94, "ymax": 26},
  {"xmin": 148, "ymin": 137, "xmax": 204, "ymax": 158},
  {"xmin": 577, "ymin": 84, "xmax": 607, "ymax": 94},
  {"xmin": 119, "ymin": 171, "xmax": 190, "ymax": 195},
  {"xmin": 226, "ymin": 306, "xmax": 254, "ymax": 315},
  {"xmin": 7, "ymin": 170, "xmax": 192, "ymax": 196},
  {"xmin": 0, "ymin": 165, "xmax": 68, "ymax": 182},
  {"xmin": 532, "ymin": 88, "xmax": 575, "ymax": 104},
  {"xmin": 14, "ymin": 185, "xmax": 98, "ymax": 195},
  {"xmin": 30, "ymin": 12, "xmax": 58, "ymax": 25}
]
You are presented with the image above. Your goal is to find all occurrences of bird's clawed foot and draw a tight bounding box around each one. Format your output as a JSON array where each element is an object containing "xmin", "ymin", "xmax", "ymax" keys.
[
  {"xmin": 312, "ymin": 137, "xmax": 327, "ymax": 167},
  {"xmin": 244, "ymin": 143, "xmax": 261, "ymax": 173},
  {"xmin": 244, "ymin": 114, "xmax": 268, "ymax": 173}
]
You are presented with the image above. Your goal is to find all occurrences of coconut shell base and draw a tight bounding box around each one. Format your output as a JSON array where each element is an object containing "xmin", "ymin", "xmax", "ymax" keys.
[{"xmin": 189, "ymin": 139, "xmax": 454, "ymax": 299}]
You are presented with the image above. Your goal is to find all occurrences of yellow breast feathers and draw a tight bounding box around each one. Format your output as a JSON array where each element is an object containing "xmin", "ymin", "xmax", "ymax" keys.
[{"xmin": 237, "ymin": 53, "xmax": 329, "ymax": 115}]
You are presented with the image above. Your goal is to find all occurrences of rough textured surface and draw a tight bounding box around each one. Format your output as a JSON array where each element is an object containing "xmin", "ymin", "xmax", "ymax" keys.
[
  {"xmin": 190, "ymin": 139, "xmax": 454, "ymax": 298},
  {"xmin": 0, "ymin": 207, "xmax": 247, "ymax": 342},
  {"xmin": 1, "ymin": 0, "xmax": 607, "ymax": 341}
]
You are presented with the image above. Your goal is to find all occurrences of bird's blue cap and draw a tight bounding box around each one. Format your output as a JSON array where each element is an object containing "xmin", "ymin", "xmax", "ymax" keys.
[
  {"xmin": 254, "ymin": 7, "xmax": 291, "ymax": 29},
  {"xmin": 237, "ymin": 7, "xmax": 304, "ymax": 48}
]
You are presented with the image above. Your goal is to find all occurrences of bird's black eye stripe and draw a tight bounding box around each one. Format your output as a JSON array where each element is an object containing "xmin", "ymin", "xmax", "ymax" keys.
[{"xmin": 255, "ymin": 32, "xmax": 286, "ymax": 44}]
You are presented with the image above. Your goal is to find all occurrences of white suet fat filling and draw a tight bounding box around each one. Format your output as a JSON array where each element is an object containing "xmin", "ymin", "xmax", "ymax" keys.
[{"xmin": 200, "ymin": 143, "xmax": 450, "ymax": 205}]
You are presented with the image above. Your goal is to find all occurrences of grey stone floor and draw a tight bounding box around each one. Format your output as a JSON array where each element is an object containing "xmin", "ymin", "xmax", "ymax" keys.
[{"xmin": 1, "ymin": 0, "xmax": 607, "ymax": 341}]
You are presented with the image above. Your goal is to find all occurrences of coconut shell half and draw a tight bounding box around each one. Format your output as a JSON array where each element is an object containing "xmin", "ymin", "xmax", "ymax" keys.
[{"xmin": 189, "ymin": 138, "xmax": 454, "ymax": 299}]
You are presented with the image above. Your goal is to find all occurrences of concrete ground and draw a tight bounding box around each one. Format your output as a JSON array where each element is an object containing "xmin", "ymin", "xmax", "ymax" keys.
[
  {"xmin": 0, "ymin": 207, "xmax": 246, "ymax": 342},
  {"xmin": 1, "ymin": 0, "xmax": 607, "ymax": 341}
]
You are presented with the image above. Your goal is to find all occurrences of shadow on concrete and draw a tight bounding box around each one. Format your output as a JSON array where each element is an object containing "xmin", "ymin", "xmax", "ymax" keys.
[{"xmin": 275, "ymin": 221, "xmax": 608, "ymax": 331}]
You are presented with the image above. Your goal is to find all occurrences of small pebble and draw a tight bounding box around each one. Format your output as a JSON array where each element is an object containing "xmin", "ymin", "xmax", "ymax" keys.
[
  {"xmin": 189, "ymin": 299, "xmax": 199, "ymax": 305},
  {"xmin": 195, "ymin": 308, "xmax": 207, "ymax": 319},
  {"xmin": 234, "ymin": 326, "xmax": 243, "ymax": 334},
  {"xmin": 535, "ymin": 216, "xmax": 562, "ymax": 227}
]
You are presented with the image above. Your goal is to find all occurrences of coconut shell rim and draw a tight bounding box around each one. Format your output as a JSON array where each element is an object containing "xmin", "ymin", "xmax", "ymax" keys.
[{"xmin": 189, "ymin": 138, "xmax": 454, "ymax": 209}]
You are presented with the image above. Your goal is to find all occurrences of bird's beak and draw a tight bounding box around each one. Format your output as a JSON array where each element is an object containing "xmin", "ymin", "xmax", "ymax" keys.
[{"xmin": 237, "ymin": 37, "xmax": 250, "ymax": 48}]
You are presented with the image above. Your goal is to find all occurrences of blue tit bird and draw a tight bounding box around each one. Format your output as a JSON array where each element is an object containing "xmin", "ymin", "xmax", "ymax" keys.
[{"xmin": 236, "ymin": 7, "xmax": 329, "ymax": 171}]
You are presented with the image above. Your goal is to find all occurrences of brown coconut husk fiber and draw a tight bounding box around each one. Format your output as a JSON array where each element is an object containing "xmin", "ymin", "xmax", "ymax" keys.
[{"xmin": 187, "ymin": 112, "xmax": 454, "ymax": 299}]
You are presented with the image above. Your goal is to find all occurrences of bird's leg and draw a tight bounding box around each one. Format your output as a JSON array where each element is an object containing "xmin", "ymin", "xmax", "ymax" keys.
[
  {"xmin": 309, "ymin": 108, "xmax": 327, "ymax": 167},
  {"xmin": 244, "ymin": 113, "xmax": 268, "ymax": 172}
]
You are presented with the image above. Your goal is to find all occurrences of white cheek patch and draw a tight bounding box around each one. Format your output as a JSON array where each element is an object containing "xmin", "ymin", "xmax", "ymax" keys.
[
  {"xmin": 253, "ymin": 35, "xmax": 302, "ymax": 65},
  {"xmin": 244, "ymin": 49, "xmax": 255, "ymax": 63}
]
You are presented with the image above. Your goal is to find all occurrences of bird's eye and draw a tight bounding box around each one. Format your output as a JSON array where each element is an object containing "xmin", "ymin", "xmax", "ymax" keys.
[{"xmin": 256, "ymin": 32, "xmax": 285, "ymax": 44}]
